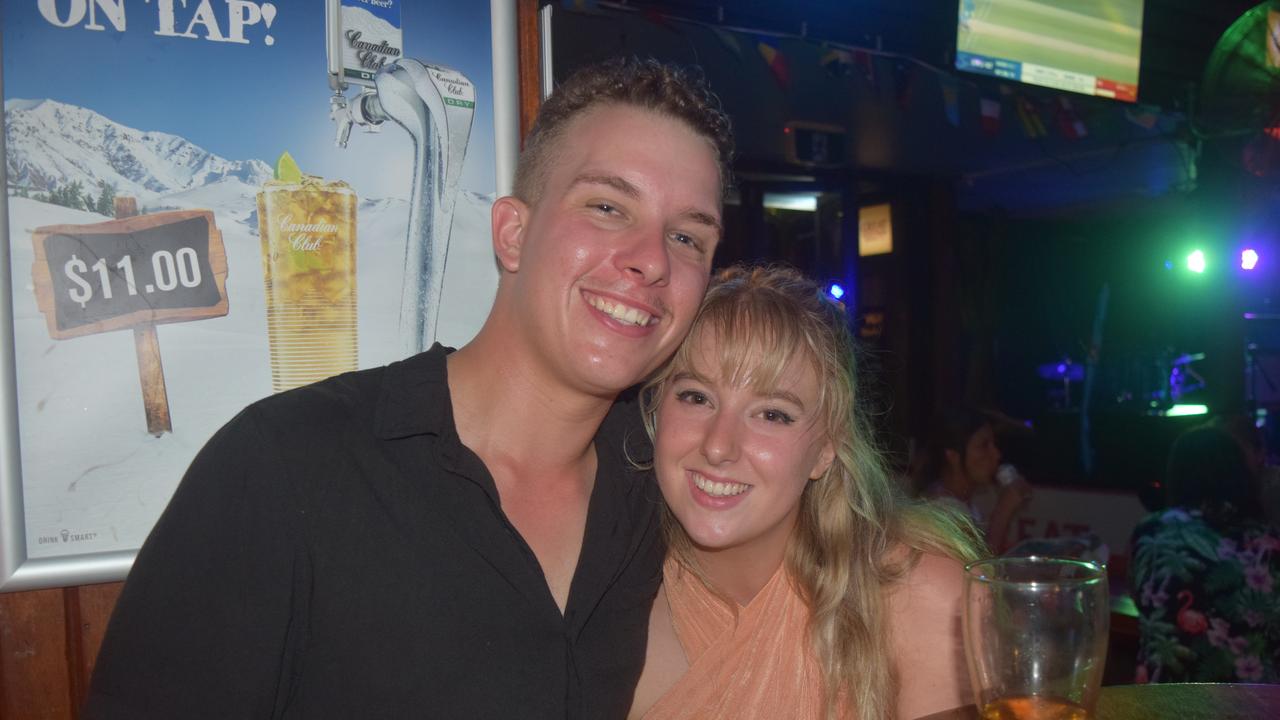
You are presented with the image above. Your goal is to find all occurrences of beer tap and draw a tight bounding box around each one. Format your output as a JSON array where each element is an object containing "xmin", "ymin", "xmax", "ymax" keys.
[
  {"xmin": 329, "ymin": 90, "xmax": 383, "ymax": 149},
  {"xmin": 324, "ymin": 0, "xmax": 474, "ymax": 356}
]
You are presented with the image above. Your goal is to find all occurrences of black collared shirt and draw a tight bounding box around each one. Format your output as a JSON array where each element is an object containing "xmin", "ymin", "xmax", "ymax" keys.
[{"xmin": 85, "ymin": 345, "xmax": 663, "ymax": 719}]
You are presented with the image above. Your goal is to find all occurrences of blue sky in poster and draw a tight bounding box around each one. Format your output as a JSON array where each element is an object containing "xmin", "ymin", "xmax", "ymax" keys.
[
  {"xmin": 346, "ymin": 0, "xmax": 401, "ymax": 27},
  {"xmin": 2, "ymin": 0, "xmax": 496, "ymax": 198}
]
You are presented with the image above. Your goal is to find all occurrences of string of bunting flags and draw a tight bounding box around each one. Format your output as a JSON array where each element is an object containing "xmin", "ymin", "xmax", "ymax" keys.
[{"xmin": 560, "ymin": 0, "xmax": 1171, "ymax": 142}]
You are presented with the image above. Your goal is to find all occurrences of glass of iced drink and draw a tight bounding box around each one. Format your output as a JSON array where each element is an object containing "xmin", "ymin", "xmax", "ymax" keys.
[
  {"xmin": 963, "ymin": 556, "xmax": 1109, "ymax": 720},
  {"xmin": 257, "ymin": 176, "xmax": 358, "ymax": 392}
]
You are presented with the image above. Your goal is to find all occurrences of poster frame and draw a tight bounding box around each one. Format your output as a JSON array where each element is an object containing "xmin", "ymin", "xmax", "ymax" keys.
[{"xmin": 0, "ymin": 0, "xmax": 521, "ymax": 593}]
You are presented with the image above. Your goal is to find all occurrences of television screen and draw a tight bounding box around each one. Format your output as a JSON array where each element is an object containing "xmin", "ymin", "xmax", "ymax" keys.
[{"xmin": 955, "ymin": 0, "xmax": 1144, "ymax": 102}]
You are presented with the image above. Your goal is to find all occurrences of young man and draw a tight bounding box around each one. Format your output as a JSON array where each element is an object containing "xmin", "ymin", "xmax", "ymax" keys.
[{"xmin": 84, "ymin": 59, "xmax": 733, "ymax": 720}]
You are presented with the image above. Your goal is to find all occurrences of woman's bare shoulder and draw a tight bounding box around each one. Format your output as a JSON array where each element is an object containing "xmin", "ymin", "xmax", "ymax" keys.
[
  {"xmin": 897, "ymin": 552, "xmax": 966, "ymax": 599},
  {"xmin": 887, "ymin": 551, "xmax": 971, "ymax": 719}
]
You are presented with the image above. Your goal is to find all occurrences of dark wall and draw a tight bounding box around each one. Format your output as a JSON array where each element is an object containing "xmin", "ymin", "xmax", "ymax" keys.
[{"xmin": 548, "ymin": 3, "xmax": 1280, "ymax": 486}]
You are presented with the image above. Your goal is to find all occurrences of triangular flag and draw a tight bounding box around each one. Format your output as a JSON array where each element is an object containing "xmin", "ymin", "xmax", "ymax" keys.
[
  {"xmin": 1015, "ymin": 96, "xmax": 1047, "ymax": 138},
  {"xmin": 853, "ymin": 49, "xmax": 878, "ymax": 92},
  {"xmin": 641, "ymin": 7, "xmax": 677, "ymax": 31},
  {"xmin": 821, "ymin": 47, "xmax": 855, "ymax": 78},
  {"xmin": 1055, "ymin": 96, "xmax": 1087, "ymax": 139},
  {"xmin": 712, "ymin": 27, "xmax": 743, "ymax": 61},
  {"xmin": 757, "ymin": 40, "xmax": 790, "ymax": 90},
  {"xmin": 940, "ymin": 76, "xmax": 960, "ymax": 127},
  {"xmin": 980, "ymin": 98, "xmax": 1002, "ymax": 135},
  {"xmin": 893, "ymin": 62, "xmax": 916, "ymax": 111},
  {"xmin": 1124, "ymin": 105, "xmax": 1159, "ymax": 130}
]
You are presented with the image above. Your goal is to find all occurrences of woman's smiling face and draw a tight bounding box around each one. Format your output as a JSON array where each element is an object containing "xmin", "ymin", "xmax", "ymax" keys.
[{"xmin": 654, "ymin": 331, "xmax": 835, "ymax": 559}]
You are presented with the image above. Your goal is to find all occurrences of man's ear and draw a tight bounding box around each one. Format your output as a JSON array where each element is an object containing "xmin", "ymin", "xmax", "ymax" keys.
[{"xmin": 492, "ymin": 196, "xmax": 528, "ymax": 273}]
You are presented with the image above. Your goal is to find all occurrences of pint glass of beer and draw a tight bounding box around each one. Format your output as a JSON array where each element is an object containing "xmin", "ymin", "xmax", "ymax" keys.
[
  {"xmin": 963, "ymin": 556, "xmax": 1109, "ymax": 720},
  {"xmin": 257, "ymin": 177, "xmax": 358, "ymax": 393}
]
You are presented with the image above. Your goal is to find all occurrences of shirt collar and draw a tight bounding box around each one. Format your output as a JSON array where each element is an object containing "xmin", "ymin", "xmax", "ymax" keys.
[{"xmin": 373, "ymin": 343, "xmax": 455, "ymax": 440}]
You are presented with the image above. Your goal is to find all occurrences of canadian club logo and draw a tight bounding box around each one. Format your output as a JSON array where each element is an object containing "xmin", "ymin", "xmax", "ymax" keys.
[
  {"xmin": 277, "ymin": 215, "xmax": 337, "ymax": 252},
  {"xmin": 345, "ymin": 30, "xmax": 401, "ymax": 72}
]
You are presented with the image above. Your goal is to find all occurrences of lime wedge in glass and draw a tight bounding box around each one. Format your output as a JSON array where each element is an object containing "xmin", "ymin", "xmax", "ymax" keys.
[{"xmin": 275, "ymin": 151, "xmax": 303, "ymax": 183}]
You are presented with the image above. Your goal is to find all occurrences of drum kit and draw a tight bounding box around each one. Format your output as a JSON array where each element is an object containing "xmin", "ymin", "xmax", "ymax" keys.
[{"xmin": 1038, "ymin": 351, "xmax": 1206, "ymax": 412}]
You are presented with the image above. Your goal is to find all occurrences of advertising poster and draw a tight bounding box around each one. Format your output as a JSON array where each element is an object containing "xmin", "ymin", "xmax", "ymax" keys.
[{"xmin": 2, "ymin": 1, "xmax": 506, "ymax": 588}]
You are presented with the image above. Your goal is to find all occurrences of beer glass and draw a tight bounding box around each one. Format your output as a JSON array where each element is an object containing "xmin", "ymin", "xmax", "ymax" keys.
[
  {"xmin": 963, "ymin": 556, "xmax": 1109, "ymax": 720},
  {"xmin": 257, "ymin": 178, "xmax": 358, "ymax": 392}
]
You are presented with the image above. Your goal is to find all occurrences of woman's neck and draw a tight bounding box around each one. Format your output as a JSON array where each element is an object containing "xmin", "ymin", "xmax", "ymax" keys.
[{"xmin": 690, "ymin": 541, "xmax": 787, "ymax": 607}]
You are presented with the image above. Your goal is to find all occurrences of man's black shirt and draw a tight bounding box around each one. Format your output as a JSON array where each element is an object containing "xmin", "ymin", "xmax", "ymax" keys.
[{"xmin": 85, "ymin": 345, "xmax": 663, "ymax": 719}]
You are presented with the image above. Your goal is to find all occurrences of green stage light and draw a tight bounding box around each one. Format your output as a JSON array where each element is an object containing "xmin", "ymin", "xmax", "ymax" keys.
[
  {"xmin": 1186, "ymin": 250, "xmax": 1206, "ymax": 273},
  {"xmin": 1165, "ymin": 404, "xmax": 1209, "ymax": 417}
]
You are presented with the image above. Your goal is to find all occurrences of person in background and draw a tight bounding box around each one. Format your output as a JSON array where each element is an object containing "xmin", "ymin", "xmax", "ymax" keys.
[
  {"xmin": 629, "ymin": 266, "xmax": 982, "ymax": 720},
  {"xmin": 914, "ymin": 406, "xmax": 1032, "ymax": 554},
  {"xmin": 1131, "ymin": 424, "xmax": 1280, "ymax": 684},
  {"xmin": 1213, "ymin": 413, "xmax": 1280, "ymax": 527},
  {"xmin": 85, "ymin": 58, "xmax": 732, "ymax": 720}
]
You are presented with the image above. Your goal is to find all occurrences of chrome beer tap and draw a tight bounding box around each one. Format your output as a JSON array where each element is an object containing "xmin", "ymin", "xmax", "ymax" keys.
[{"xmin": 325, "ymin": 0, "xmax": 475, "ymax": 355}]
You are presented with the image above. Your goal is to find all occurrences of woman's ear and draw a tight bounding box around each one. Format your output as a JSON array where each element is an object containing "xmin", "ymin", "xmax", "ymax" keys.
[
  {"xmin": 810, "ymin": 441, "xmax": 837, "ymax": 481},
  {"xmin": 491, "ymin": 196, "xmax": 528, "ymax": 273}
]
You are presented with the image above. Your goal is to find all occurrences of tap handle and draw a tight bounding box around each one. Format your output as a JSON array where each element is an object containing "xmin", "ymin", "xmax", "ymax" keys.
[
  {"xmin": 330, "ymin": 94, "xmax": 353, "ymax": 148},
  {"xmin": 334, "ymin": 116, "xmax": 354, "ymax": 148}
]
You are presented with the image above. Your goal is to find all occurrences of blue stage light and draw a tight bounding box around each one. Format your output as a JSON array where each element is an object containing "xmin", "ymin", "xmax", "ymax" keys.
[{"xmin": 828, "ymin": 283, "xmax": 845, "ymax": 300}]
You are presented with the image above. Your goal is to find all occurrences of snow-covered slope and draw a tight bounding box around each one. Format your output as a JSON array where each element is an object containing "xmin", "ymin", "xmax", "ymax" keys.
[{"xmin": 5, "ymin": 98, "xmax": 272, "ymax": 201}]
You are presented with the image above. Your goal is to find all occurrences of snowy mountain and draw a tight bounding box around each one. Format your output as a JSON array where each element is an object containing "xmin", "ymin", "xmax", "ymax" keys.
[{"xmin": 4, "ymin": 98, "xmax": 272, "ymax": 201}]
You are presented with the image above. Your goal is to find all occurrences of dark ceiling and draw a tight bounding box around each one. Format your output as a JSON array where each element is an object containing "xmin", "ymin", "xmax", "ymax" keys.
[
  {"xmin": 553, "ymin": 1, "xmax": 1273, "ymax": 214},
  {"xmin": 608, "ymin": 0, "xmax": 1260, "ymax": 111}
]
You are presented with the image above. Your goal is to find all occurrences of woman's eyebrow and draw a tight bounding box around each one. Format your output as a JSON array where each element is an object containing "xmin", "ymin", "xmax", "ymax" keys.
[
  {"xmin": 762, "ymin": 389, "xmax": 805, "ymax": 411},
  {"xmin": 671, "ymin": 369, "xmax": 710, "ymax": 385}
]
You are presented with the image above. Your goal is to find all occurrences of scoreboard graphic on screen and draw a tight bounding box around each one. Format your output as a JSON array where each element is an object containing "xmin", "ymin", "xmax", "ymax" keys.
[{"xmin": 956, "ymin": 0, "xmax": 1144, "ymax": 102}]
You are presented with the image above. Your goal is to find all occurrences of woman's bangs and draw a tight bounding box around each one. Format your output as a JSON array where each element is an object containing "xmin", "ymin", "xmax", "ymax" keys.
[{"xmin": 696, "ymin": 294, "xmax": 815, "ymax": 395}]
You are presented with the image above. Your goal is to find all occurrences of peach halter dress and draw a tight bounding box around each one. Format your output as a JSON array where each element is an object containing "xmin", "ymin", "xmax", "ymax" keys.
[{"xmin": 641, "ymin": 555, "xmax": 846, "ymax": 720}]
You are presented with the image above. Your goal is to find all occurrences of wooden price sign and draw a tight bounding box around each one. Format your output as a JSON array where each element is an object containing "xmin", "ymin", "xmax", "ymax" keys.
[{"xmin": 31, "ymin": 200, "xmax": 228, "ymax": 435}]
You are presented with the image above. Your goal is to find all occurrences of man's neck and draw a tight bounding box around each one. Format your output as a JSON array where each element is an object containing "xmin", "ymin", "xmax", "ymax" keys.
[
  {"xmin": 447, "ymin": 330, "xmax": 615, "ymax": 614},
  {"xmin": 447, "ymin": 331, "xmax": 614, "ymax": 480}
]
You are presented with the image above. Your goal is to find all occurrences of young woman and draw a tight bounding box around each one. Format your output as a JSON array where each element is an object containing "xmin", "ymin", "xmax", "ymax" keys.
[
  {"xmin": 630, "ymin": 266, "xmax": 983, "ymax": 720},
  {"xmin": 915, "ymin": 407, "xmax": 1032, "ymax": 554}
]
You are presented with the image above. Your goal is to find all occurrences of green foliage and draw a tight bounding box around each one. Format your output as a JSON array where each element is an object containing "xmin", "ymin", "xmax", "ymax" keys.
[
  {"xmin": 34, "ymin": 180, "xmax": 116, "ymax": 215},
  {"xmin": 40, "ymin": 180, "xmax": 87, "ymax": 211},
  {"xmin": 1140, "ymin": 613, "xmax": 1193, "ymax": 677},
  {"xmin": 94, "ymin": 181, "xmax": 116, "ymax": 215},
  {"xmin": 1204, "ymin": 560, "xmax": 1243, "ymax": 596},
  {"xmin": 1192, "ymin": 644, "xmax": 1235, "ymax": 681}
]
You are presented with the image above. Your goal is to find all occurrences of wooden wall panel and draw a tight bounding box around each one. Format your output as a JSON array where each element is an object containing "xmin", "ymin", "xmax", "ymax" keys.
[
  {"xmin": 0, "ymin": 583, "xmax": 122, "ymax": 720},
  {"xmin": 0, "ymin": 589, "xmax": 74, "ymax": 719},
  {"xmin": 67, "ymin": 584, "xmax": 124, "ymax": 711},
  {"xmin": 518, "ymin": 0, "xmax": 543, "ymax": 142}
]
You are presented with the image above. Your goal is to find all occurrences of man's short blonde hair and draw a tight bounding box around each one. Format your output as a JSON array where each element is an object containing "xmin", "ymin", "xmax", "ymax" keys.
[{"xmin": 512, "ymin": 57, "xmax": 734, "ymax": 206}]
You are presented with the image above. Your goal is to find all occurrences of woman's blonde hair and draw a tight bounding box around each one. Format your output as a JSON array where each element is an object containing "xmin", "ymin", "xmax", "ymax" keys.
[{"xmin": 642, "ymin": 265, "xmax": 982, "ymax": 720}]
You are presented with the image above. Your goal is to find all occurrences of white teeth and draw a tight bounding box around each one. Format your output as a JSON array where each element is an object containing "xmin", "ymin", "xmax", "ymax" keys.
[
  {"xmin": 587, "ymin": 294, "xmax": 653, "ymax": 327},
  {"xmin": 693, "ymin": 473, "xmax": 749, "ymax": 497}
]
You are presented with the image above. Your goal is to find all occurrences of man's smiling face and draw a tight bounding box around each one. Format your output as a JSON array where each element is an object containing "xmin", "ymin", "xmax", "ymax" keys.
[{"xmin": 497, "ymin": 103, "xmax": 723, "ymax": 397}]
